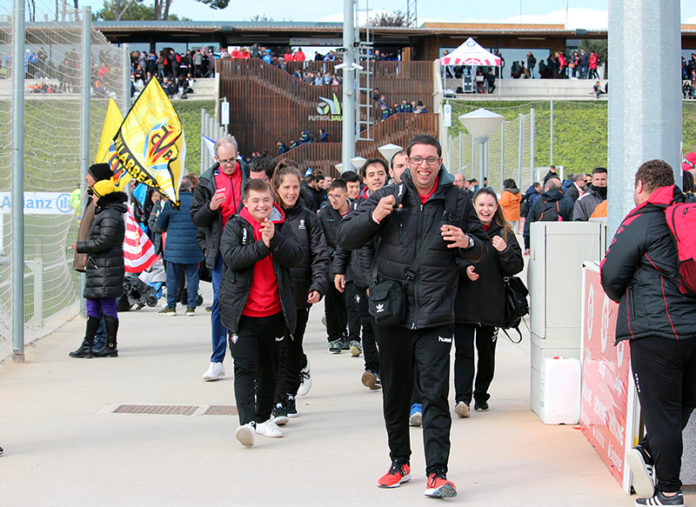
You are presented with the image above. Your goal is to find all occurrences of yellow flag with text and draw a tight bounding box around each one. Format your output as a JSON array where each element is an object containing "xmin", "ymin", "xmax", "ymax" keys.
[
  {"xmin": 113, "ymin": 79, "xmax": 185, "ymax": 205},
  {"xmin": 96, "ymin": 98, "xmax": 132, "ymax": 191}
]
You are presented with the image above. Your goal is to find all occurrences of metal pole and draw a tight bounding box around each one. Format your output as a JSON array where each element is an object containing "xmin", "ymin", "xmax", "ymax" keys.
[
  {"xmin": 79, "ymin": 6, "xmax": 91, "ymax": 318},
  {"xmin": 471, "ymin": 136, "xmax": 476, "ymax": 179},
  {"xmin": 530, "ymin": 107, "xmax": 536, "ymax": 180},
  {"xmin": 122, "ymin": 43, "xmax": 131, "ymax": 113},
  {"xmin": 607, "ymin": 0, "xmax": 681, "ymax": 237},
  {"xmin": 500, "ymin": 120, "xmax": 505, "ymax": 188},
  {"xmin": 518, "ymin": 113, "xmax": 523, "ymax": 188},
  {"xmin": 478, "ymin": 141, "xmax": 485, "ymax": 188},
  {"xmin": 11, "ymin": 0, "xmax": 26, "ymax": 361},
  {"xmin": 484, "ymin": 141, "xmax": 489, "ymax": 184},
  {"xmin": 458, "ymin": 133, "xmax": 463, "ymax": 173},
  {"xmin": 341, "ymin": 0, "xmax": 356, "ymax": 172},
  {"xmin": 201, "ymin": 109, "xmax": 206, "ymax": 173},
  {"xmin": 448, "ymin": 136, "xmax": 453, "ymax": 172},
  {"xmin": 549, "ymin": 100, "xmax": 554, "ymax": 166}
]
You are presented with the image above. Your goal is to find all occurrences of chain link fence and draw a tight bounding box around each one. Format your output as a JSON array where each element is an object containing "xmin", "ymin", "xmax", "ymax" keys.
[{"xmin": 0, "ymin": 2, "xmax": 126, "ymax": 362}]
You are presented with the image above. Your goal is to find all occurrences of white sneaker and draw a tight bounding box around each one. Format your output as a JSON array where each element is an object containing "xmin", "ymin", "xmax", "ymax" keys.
[
  {"xmin": 255, "ymin": 419, "xmax": 284, "ymax": 438},
  {"xmin": 297, "ymin": 360, "xmax": 312, "ymax": 397},
  {"xmin": 202, "ymin": 362, "xmax": 225, "ymax": 381},
  {"xmin": 455, "ymin": 401, "xmax": 470, "ymax": 418},
  {"xmin": 235, "ymin": 423, "xmax": 255, "ymax": 447}
]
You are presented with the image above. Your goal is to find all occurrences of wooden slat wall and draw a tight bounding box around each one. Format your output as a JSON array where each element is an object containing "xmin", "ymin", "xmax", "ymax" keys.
[
  {"xmin": 275, "ymin": 113, "xmax": 438, "ymax": 177},
  {"xmin": 218, "ymin": 59, "xmax": 437, "ymax": 175}
]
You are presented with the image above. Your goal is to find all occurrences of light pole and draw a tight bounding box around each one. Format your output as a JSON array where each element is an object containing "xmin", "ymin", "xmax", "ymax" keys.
[
  {"xmin": 378, "ymin": 143, "xmax": 402, "ymax": 163},
  {"xmin": 458, "ymin": 109, "xmax": 503, "ymax": 187}
]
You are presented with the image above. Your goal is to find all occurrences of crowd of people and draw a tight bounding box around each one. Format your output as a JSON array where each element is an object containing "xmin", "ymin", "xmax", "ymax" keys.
[
  {"xmin": 60, "ymin": 132, "xmax": 696, "ymax": 505},
  {"xmin": 510, "ymin": 48, "xmax": 601, "ymax": 80}
]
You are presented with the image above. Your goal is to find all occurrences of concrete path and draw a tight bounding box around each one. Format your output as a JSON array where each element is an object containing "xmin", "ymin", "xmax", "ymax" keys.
[{"xmin": 0, "ymin": 287, "xmax": 686, "ymax": 506}]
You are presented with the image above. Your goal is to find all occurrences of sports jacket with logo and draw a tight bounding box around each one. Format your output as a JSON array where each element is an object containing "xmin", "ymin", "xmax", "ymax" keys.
[{"xmin": 600, "ymin": 185, "xmax": 696, "ymax": 342}]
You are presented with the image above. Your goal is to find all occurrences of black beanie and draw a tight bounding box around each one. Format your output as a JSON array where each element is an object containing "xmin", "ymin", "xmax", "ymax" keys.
[{"xmin": 88, "ymin": 163, "xmax": 113, "ymax": 182}]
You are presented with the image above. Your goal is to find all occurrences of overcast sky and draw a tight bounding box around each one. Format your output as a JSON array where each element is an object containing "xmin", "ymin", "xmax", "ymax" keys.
[{"xmin": 76, "ymin": 0, "xmax": 696, "ymax": 27}]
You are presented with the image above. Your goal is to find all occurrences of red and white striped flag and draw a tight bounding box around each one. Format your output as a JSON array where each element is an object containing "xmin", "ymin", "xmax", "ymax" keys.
[{"xmin": 123, "ymin": 207, "xmax": 159, "ymax": 273}]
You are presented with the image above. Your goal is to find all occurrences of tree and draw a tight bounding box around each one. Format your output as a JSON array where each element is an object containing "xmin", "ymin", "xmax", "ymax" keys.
[
  {"xmin": 368, "ymin": 10, "xmax": 406, "ymax": 27},
  {"xmin": 94, "ymin": 0, "xmax": 184, "ymax": 20}
]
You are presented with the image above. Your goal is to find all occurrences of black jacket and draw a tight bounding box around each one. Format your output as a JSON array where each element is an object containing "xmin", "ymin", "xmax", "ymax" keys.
[
  {"xmin": 318, "ymin": 204, "xmax": 346, "ymax": 279},
  {"xmin": 573, "ymin": 186, "xmax": 605, "ymax": 221},
  {"xmin": 600, "ymin": 185, "xmax": 696, "ymax": 342},
  {"xmin": 337, "ymin": 168, "xmax": 488, "ymax": 329},
  {"xmin": 283, "ymin": 201, "xmax": 331, "ymax": 309},
  {"xmin": 523, "ymin": 187, "xmax": 574, "ymax": 249},
  {"xmin": 455, "ymin": 222, "xmax": 524, "ymax": 326},
  {"xmin": 76, "ymin": 192, "xmax": 128, "ymax": 300},
  {"xmin": 333, "ymin": 198, "xmax": 374, "ymax": 288},
  {"xmin": 190, "ymin": 161, "xmax": 248, "ymax": 269},
  {"xmin": 218, "ymin": 209, "xmax": 302, "ymax": 334}
]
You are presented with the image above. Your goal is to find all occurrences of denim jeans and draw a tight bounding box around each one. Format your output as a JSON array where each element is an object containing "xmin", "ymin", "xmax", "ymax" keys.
[{"xmin": 166, "ymin": 261, "xmax": 200, "ymax": 308}]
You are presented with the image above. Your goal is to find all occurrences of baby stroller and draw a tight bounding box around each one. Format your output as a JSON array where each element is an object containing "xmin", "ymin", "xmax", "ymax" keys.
[{"xmin": 117, "ymin": 274, "xmax": 158, "ymax": 311}]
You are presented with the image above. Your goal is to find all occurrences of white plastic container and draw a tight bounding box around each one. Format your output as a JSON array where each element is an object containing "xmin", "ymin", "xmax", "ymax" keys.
[{"xmin": 540, "ymin": 356, "xmax": 581, "ymax": 424}]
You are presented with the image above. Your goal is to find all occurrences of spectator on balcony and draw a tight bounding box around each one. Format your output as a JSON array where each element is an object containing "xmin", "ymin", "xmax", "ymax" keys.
[
  {"xmin": 294, "ymin": 48, "xmax": 306, "ymax": 62},
  {"xmin": 314, "ymin": 72, "xmax": 324, "ymax": 86},
  {"xmin": 372, "ymin": 87, "xmax": 381, "ymax": 101},
  {"xmin": 589, "ymin": 51, "xmax": 600, "ymax": 80},
  {"xmin": 277, "ymin": 141, "xmax": 288, "ymax": 155},
  {"xmin": 319, "ymin": 129, "xmax": 330, "ymax": 143},
  {"xmin": 400, "ymin": 99, "xmax": 412, "ymax": 113},
  {"xmin": 300, "ymin": 130, "xmax": 316, "ymax": 144},
  {"xmin": 262, "ymin": 49, "xmax": 272, "ymax": 65},
  {"xmin": 380, "ymin": 104, "xmax": 390, "ymax": 120},
  {"xmin": 324, "ymin": 51, "xmax": 337, "ymax": 62},
  {"xmin": 283, "ymin": 49, "xmax": 294, "ymax": 62},
  {"xmin": 526, "ymin": 52, "xmax": 537, "ymax": 78}
]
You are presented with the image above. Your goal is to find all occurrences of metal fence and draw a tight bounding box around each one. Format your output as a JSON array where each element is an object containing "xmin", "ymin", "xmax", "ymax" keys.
[{"xmin": 1, "ymin": 1, "xmax": 126, "ymax": 362}]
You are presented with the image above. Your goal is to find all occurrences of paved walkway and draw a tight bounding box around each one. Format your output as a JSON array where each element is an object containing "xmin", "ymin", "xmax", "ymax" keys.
[{"xmin": 0, "ymin": 286, "xmax": 685, "ymax": 506}]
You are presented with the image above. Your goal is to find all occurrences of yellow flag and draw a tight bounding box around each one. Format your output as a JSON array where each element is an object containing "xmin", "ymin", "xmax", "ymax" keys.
[
  {"xmin": 113, "ymin": 79, "xmax": 185, "ymax": 205},
  {"xmin": 96, "ymin": 98, "xmax": 132, "ymax": 191}
]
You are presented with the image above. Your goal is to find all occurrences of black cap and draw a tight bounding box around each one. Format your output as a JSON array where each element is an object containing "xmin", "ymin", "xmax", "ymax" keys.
[{"xmin": 88, "ymin": 163, "xmax": 113, "ymax": 182}]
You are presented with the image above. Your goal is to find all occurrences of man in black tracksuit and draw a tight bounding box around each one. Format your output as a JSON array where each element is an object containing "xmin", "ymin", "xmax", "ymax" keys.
[
  {"xmin": 218, "ymin": 179, "xmax": 301, "ymax": 447},
  {"xmin": 333, "ymin": 160, "xmax": 388, "ymax": 390},
  {"xmin": 338, "ymin": 135, "xmax": 487, "ymax": 499},
  {"xmin": 601, "ymin": 159, "xmax": 696, "ymax": 507},
  {"xmin": 318, "ymin": 179, "xmax": 350, "ymax": 347}
]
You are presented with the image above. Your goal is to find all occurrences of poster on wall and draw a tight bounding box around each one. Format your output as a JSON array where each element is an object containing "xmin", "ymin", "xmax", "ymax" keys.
[{"xmin": 580, "ymin": 263, "xmax": 636, "ymax": 493}]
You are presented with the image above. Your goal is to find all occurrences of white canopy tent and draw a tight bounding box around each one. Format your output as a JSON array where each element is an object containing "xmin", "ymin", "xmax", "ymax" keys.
[{"xmin": 439, "ymin": 38, "xmax": 502, "ymax": 95}]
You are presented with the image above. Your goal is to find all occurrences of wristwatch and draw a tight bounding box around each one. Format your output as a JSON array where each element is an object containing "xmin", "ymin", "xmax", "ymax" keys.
[{"xmin": 466, "ymin": 235, "xmax": 474, "ymax": 248}]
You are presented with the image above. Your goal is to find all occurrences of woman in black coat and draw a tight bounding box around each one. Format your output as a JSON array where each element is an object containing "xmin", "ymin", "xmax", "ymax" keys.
[
  {"xmin": 70, "ymin": 179, "xmax": 127, "ymax": 358},
  {"xmin": 271, "ymin": 164, "xmax": 330, "ymax": 422},
  {"xmin": 453, "ymin": 188, "xmax": 524, "ymax": 417}
]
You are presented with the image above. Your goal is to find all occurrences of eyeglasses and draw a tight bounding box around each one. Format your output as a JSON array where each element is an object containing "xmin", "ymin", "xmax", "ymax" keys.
[
  {"xmin": 327, "ymin": 192, "xmax": 346, "ymax": 200},
  {"xmin": 409, "ymin": 156, "xmax": 440, "ymax": 167},
  {"xmin": 218, "ymin": 157, "xmax": 237, "ymax": 165}
]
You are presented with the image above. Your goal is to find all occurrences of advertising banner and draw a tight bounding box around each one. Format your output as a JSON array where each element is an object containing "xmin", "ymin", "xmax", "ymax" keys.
[{"xmin": 580, "ymin": 264, "xmax": 634, "ymax": 492}]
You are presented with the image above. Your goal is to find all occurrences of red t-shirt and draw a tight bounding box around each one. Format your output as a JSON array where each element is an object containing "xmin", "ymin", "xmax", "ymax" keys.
[
  {"xmin": 214, "ymin": 163, "xmax": 243, "ymax": 229},
  {"xmin": 418, "ymin": 176, "xmax": 440, "ymax": 204},
  {"xmin": 239, "ymin": 206, "xmax": 283, "ymax": 318}
]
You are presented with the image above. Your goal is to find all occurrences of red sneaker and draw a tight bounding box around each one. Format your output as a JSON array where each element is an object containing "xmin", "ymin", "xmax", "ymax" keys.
[
  {"xmin": 424, "ymin": 471, "xmax": 457, "ymax": 498},
  {"xmin": 377, "ymin": 460, "xmax": 411, "ymax": 488}
]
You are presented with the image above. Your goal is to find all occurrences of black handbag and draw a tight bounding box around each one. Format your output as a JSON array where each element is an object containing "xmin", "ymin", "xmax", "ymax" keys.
[
  {"xmin": 499, "ymin": 276, "xmax": 529, "ymax": 343},
  {"xmin": 368, "ymin": 186, "xmax": 459, "ymax": 326}
]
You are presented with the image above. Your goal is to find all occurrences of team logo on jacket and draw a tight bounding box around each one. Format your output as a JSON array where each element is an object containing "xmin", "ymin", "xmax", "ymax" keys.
[
  {"xmin": 230, "ymin": 334, "xmax": 239, "ymax": 344},
  {"xmin": 242, "ymin": 229, "xmax": 248, "ymax": 245},
  {"xmin": 438, "ymin": 336, "xmax": 452, "ymax": 343},
  {"xmin": 275, "ymin": 336, "xmax": 284, "ymax": 342},
  {"xmin": 375, "ymin": 303, "xmax": 385, "ymax": 313},
  {"xmin": 299, "ymin": 219, "xmax": 306, "ymax": 230}
]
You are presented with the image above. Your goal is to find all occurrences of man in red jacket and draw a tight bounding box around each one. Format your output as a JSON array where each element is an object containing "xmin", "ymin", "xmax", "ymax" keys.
[{"xmin": 601, "ymin": 160, "xmax": 696, "ymax": 507}]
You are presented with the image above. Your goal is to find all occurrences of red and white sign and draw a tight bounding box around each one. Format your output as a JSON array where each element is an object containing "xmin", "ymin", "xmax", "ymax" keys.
[{"xmin": 580, "ymin": 265, "xmax": 633, "ymax": 490}]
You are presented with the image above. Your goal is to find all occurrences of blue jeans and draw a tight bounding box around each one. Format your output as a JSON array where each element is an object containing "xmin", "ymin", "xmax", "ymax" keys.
[
  {"xmin": 210, "ymin": 254, "xmax": 227, "ymax": 363},
  {"xmin": 166, "ymin": 261, "xmax": 200, "ymax": 308}
]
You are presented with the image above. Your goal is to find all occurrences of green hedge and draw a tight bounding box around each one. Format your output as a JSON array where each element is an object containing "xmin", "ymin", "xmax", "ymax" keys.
[{"xmin": 449, "ymin": 100, "xmax": 696, "ymax": 173}]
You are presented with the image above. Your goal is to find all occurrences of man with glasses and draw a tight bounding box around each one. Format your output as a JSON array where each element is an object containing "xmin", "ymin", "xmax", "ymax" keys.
[
  {"xmin": 191, "ymin": 134, "xmax": 248, "ymax": 381},
  {"xmin": 338, "ymin": 135, "xmax": 487, "ymax": 499}
]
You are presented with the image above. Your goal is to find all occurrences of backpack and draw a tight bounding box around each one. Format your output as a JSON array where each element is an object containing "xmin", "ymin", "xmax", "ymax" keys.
[
  {"xmin": 520, "ymin": 194, "xmax": 529, "ymax": 217},
  {"xmin": 498, "ymin": 276, "xmax": 530, "ymax": 343},
  {"xmin": 539, "ymin": 199, "xmax": 563, "ymax": 222},
  {"xmin": 665, "ymin": 202, "xmax": 696, "ymax": 295}
]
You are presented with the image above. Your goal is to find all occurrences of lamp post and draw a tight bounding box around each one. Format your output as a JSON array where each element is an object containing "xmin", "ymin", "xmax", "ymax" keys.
[
  {"xmin": 458, "ymin": 108, "xmax": 503, "ymax": 187},
  {"xmin": 351, "ymin": 156, "xmax": 367, "ymax": 171},
  {"xmin": 378, "ymin": 143, "xmax": 402, "ymax": 163}
]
